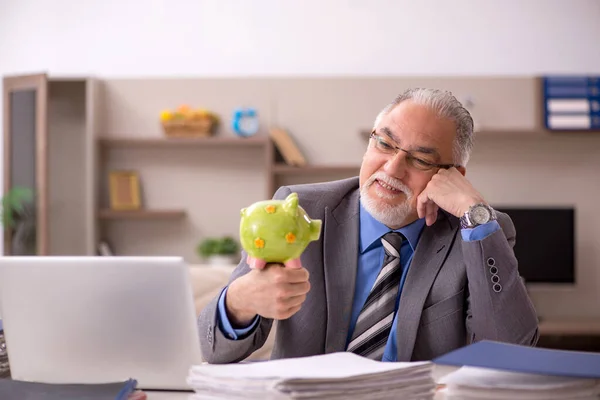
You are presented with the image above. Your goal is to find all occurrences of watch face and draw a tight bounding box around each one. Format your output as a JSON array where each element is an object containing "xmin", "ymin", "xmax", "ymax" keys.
[{"xmin": 470, "ymin": 206, "xmax": 491, "ymax": 224}]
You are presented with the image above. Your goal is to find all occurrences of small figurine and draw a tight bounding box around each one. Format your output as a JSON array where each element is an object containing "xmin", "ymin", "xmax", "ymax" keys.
[{"xmin": 239, "ymin": 192, "xmax": 322, "ymax": 263}]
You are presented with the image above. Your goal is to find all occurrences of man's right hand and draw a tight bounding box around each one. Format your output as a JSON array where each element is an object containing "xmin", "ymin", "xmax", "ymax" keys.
[{"xmin": 224, "ymin": 257, "xmax": 310, "ymax": 327}]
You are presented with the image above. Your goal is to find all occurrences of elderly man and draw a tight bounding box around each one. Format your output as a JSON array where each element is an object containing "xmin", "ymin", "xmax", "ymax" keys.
[{"xmin": 198, "ymin": 88, "xmax": 539, "ymax": 364}]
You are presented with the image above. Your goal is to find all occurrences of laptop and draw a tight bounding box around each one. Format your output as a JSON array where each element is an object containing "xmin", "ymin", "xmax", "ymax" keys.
[{"xmin": 0, "ymin": 256, "xmax": 203, "ymax": 391}]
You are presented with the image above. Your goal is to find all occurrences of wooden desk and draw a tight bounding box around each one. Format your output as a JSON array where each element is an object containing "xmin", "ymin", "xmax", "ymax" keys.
[{"xmin": 144, "ymin": 390, "xmax": 449, "ymax": 400}]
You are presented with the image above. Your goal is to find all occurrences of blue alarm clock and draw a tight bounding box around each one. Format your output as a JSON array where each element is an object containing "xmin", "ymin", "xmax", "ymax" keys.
[{"xmin": 232, "ymin": 108, "xmax": 259, "ymax": 137}]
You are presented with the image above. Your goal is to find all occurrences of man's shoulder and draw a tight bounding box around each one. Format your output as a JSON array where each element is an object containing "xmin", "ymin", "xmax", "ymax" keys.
[{"xmin": 273, "ymin": 176, "xmax": 360, "ymax": 211}]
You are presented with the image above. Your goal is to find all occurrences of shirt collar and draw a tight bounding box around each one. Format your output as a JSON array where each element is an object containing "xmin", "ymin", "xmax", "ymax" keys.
[{"xmin": 359, "ymin": 200, "xmax": 426, "ymax": 254}]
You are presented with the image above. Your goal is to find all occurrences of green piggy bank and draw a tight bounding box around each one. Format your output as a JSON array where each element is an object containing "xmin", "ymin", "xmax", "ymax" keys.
[{"xmin": 239, "ymin": 192, "xmax": 322, "ymax": 263}]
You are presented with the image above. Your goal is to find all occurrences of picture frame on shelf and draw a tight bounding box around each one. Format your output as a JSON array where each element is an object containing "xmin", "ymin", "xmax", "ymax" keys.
[{"xmin": 109, "ymin": 170, "xmax": 141, "ymax": 211}]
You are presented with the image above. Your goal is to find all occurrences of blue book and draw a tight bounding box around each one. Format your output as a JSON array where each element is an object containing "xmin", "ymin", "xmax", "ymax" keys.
[
  {"xmin": 433, "ymin": 340, "xmax": 600, "ymax": 379},
  {"xmin": 542, "ymin": 76, "xmax": 600, "ymax": 130}
]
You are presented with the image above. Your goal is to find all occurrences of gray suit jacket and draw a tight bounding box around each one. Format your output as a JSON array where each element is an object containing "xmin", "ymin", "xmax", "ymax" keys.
[{"xmin": 198, "ymin": 177, "xmax": 539, "ymax": 363}]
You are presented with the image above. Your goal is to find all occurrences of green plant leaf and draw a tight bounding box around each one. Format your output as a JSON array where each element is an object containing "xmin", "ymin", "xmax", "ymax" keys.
[
  {"xmin": 196, "ymin": 236, "xmax": 239, "ymax": 257},
  {"xmin": 1, "ymin": 187, "xmax": 33, "ymax": 228}
]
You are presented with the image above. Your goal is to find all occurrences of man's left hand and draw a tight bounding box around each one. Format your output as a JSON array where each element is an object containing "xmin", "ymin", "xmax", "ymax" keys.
[{"xmin": 416, "ymin": 168, "xmax": 486, "ymax": 226}]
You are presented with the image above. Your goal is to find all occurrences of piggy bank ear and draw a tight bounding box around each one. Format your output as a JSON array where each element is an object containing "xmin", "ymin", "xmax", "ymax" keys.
[
  {"xmin": 240, "ymin": 207, "xmax": 247, "ymax": 217},
  {"xmin": 283, "ymin": 192, "xmax": 299, "ymax": 214}
]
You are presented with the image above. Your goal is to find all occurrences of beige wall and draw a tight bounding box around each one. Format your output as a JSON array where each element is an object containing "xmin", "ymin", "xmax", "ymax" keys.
[{"xmin": 95, "ymin": 76, "xmax": 600, "ymax": 320}]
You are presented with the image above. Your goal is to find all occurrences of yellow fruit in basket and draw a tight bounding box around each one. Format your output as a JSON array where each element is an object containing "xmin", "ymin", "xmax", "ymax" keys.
[
  {"xmin": 160, "ymin": 110, "xmax": 173, "ymax": 121},
  {"xmin": 189, "ymin": 110, "xmax": 204, "ymax": 120}
]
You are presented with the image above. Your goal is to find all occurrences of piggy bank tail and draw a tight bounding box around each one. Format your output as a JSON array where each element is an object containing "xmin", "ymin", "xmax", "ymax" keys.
[{"xmin": 310, "ymin": 219, "xmax": 322, "ymax": 242}]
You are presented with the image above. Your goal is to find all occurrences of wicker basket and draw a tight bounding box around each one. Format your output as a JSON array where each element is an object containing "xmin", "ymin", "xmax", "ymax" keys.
[{"xmin": 162, "ymin": 118, "xmax": 216, "ymax": 138}]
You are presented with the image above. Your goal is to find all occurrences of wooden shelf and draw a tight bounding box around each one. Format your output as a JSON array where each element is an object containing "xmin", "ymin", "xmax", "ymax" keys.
[
  {"xmin": 475, "ymin": 129, "xmax": 600, "ymax": 137},
  {"xmin": 360, "ymin": 128, "xmax": 600, "ymax": 140},
  {"xmin": 98, "ymin": 209, "xmax": 186, "ymax": 220},
  {"xmin": 98, "ymin": 136, "xmax": 269, "ymax": 149},
  {"xmin": 539, "ymin": 318, "xmax": 600, "ymax": 336},
  {"xmin": 273, "ymin": 164, "xmax": 360, "ymax": 175}
]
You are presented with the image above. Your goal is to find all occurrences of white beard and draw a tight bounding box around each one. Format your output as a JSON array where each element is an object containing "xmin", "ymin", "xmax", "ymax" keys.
[{"xmin": 360, "ymin": 171, "xmax": 414, "ymax": 228}]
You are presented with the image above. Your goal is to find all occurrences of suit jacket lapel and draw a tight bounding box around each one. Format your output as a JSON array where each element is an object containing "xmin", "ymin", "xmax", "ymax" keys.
[
  {"xmin": 396, "ymin": 210, "xmax": 458, "ymax": 361},
  {"xmin": 323, "ymin": 188, "xmax": 360, "ymax": 354}
]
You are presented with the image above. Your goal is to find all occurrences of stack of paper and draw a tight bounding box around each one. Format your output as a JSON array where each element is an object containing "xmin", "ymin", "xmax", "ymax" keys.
[
  {"xmin": 187, "ymin": 352, "xmax": 435, "ymax": 399},
  {"xmin": 433, "ymin": 340, "xmax": 600, "ymax": 400},
  {"xmin": 439, "ymin": 366, "xmax": 600, "ymax": 399}
]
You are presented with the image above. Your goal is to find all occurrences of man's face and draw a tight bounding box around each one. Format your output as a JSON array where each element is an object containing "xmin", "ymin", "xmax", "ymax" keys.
[{"xmin": 359, "ymin": 100, "xmax": 458, "ymax": 228}]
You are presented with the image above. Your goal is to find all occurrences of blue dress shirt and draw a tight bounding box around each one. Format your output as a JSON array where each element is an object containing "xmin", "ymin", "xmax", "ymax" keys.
[{"xmin": 216, "ymin": 202, "xmax": 500, "ymax": 360}]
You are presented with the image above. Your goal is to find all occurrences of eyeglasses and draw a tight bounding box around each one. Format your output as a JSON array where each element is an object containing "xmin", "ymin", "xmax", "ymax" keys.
[{"xmin": 369, "ymin": 131, "xmax": 458, "ymax": 171}]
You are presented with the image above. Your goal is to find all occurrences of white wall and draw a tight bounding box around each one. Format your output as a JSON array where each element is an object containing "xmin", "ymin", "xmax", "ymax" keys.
[{"xmin": 1, "ymin": 0, "xmax": 600, "ymax": 77}]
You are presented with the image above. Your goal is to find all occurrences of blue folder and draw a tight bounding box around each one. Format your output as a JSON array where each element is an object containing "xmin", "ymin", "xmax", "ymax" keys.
[
  {"xmin": 0, "ymin": 378, "xmax": 138, "ymax": 400},
  {"xmin": 543, "ymin": 76, "xmax": 600, "ymax": 130},
  {"xmin": 433, "ymin": 340, "xmax": 600, "ymax": 379}
]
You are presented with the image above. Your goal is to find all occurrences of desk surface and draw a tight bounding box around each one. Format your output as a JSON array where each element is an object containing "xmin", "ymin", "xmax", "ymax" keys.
[{"xmin": 144, "ymin": 390, "xmax": 448, "ymax": 400}]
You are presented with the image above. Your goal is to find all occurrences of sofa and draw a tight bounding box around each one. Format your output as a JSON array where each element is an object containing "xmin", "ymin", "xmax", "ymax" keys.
[{"xmin": 189, "ymin": 265, "xmax": 276, "ymax": 361}]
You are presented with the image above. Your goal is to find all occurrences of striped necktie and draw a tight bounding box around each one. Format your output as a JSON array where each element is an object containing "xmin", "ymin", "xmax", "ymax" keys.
[{"xmin": 347, "ymin": 231, "xmax": 404, "ymax": 360}]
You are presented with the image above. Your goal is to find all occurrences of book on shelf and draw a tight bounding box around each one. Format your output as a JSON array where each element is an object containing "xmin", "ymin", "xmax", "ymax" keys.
[
  {"xmin": 542, "ymin": 76, "xmax": 600, "ymax": 131},
  {"xmin": 269, "ymin": 127, "xmax": 307, "ymax": 167}
]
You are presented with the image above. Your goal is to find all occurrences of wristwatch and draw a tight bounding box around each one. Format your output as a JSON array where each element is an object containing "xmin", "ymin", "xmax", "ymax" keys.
[{"xmin": 460, "ymin": 203, "xmax": 497, "ymax": 229}]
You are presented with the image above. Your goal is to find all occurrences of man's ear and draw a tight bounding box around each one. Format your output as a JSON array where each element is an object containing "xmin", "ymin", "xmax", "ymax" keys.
[{"xmin": 456, "ymin": 166, "xmax": 467, "ymax": 176}]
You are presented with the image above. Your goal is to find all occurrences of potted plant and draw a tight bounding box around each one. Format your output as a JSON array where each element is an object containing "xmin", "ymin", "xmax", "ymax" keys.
[
  {"xmin": 196, "ymin": 236, "xmax": 239, "ymax": 266},
  {"xmin": 1, "ymin": 186, "xmax": 36, "ymax": 255}
]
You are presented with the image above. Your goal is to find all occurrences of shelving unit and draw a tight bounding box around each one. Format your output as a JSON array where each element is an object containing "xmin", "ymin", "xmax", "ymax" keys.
[
  {"xmin": 2, "ymin": 74, "xmax": 96, "ymax": 256},
  {"xmin": 273, "ymin": 164, "xmax": 360, "ymax": 175},
  {"xmin": 360, "ymin": 128, "xmax": 599, "ymax": 141},
  {"xmin": 98, "ymin": 209, "xmax": 187, "ymax": 220},
  {"xmin": 94, "ymin": 132, "xmax": 360, "ymax": 259},
  {"xmin": 98, "ymin": 136, "xmax": 361, "ymax": 199},
  {"xmin": 539, "ymin": 319, "xmax": 600, "ymax": 336},
  {"xmin": 98, "ymin": 136, "xmax": 269, "ymax": 149}
]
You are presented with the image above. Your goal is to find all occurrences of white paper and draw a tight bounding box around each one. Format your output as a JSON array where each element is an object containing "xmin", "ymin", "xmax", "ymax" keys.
[
  {"xmin": 187, "ymin": 352, "xmax": 435, "ymax": 399},
  {"xmin": 440, "ymin": 366, "xmax": 600, "ymax": 400},
  {"xmin": 190, "ymin": 352, "xmax": 430, "ymax": 380}
]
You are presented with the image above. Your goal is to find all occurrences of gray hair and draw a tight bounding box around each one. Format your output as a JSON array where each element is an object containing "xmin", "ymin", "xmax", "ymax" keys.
[{"xmin": 373, "ymin": 88, "xmax": 475, "ymax": 166}]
